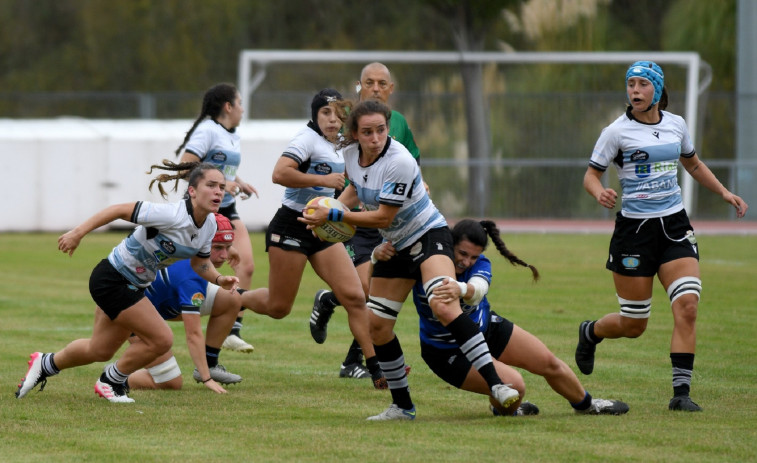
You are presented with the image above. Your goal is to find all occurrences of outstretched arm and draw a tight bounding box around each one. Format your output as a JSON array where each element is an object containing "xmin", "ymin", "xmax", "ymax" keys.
[{"xmin": 58, "ymin": 202, "xmax": 137, "ymax": 256}]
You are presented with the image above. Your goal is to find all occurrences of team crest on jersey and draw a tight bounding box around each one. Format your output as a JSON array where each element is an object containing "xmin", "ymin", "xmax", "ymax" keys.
[
  {"xmin": 211, "ymin": 152, "xmax": 227, "ymax": 162},
  {"xmin": 635, "ymin": 164, "xmax": 651, "ymax": 178},
  {"xmin": 159, "ymin": 240, "xmax": 176, "ymax": 254},
  {"xmin": 314, "ymin": 163, "xmax": 332, "ymax": 175},
  {"xmin": 630, "ymin": 150, "xmax": 649, "ymax": 162},
  {"xmin": 191, "ymin": 292, "xmax": 205, "ymax": 307}
]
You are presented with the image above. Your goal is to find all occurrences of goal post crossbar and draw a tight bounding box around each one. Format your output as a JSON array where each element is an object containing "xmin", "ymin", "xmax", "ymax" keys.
[{"xmin": 238, "ymin": 50, "xmax": 708, "ymax": 211}]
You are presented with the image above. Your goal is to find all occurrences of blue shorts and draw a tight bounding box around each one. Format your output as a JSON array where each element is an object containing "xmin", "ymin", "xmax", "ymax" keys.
[{"xmin": 421, "ymin": 312, "xmax": 514, "ymax": 388}]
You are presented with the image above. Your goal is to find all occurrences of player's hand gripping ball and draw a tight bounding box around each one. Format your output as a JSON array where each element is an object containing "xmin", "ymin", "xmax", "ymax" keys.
[{"xmin": 306, "ymin": 196, "xmax": 356, "ymax": 243}]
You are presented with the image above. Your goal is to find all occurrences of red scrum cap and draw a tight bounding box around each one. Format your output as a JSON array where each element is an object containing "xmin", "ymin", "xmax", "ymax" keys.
[{"xmin": 213, "ymin": 213, "xmax": 234, "ymax": 243}]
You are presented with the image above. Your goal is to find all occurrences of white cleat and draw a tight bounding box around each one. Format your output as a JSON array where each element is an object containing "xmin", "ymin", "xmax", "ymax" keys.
[
  {"xmin": 366, "ymin": 404, "xmax": 416, "ymax": 421},
  {"xmin": 222, "ymin": 334, "xmax": 254, "ymax": 353},
  {"xmin": 491, "ymin": 384, "xmax": 520, "ymax": 409}
]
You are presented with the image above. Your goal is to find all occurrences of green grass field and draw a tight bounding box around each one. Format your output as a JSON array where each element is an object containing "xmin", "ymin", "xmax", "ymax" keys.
[{"xmin": 1, "ymin": 231, "xmax": 756, "ymax": 462}]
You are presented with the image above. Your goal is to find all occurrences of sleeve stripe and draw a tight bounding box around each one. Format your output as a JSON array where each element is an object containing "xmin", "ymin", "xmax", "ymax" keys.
[
  {"xmin": 588, "ymin": 161, "xmax": 607, "ymax": 172},
  {"xmin": 130, "ymin": 201, "xmax": 143, "ymax": 223},
  {"xmin": 281, "ymin": 152, "xmax": 302, "ymax": 164}
]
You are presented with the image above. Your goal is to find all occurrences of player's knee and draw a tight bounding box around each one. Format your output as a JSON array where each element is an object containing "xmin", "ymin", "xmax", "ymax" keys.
[
  {"xmin": 673, "ymin": 296, "xmax": 698, "ymax": 325},
  {"xmin": 156, "ymin": 377, "xmax": 183, "ymax": 390},
  {"xmin": 539, "ymin": 352, "xmax": 567, "ymax": 378},
  {"xmin": 338, "ymin": 290, "xmax": 367, "ymax": 312},
  {"xmin": 151, "ymin": 331, "xmax": 174, "ymax": 355},
  {"xmin": 266, "ymin": 302, "xmax": 292, "ymax": 319},
  {"xmin": 148, "ymin": 356, "xmax": 182, "ymax": 387}
]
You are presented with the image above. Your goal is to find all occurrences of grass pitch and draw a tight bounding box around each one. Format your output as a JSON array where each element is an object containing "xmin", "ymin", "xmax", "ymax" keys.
[{"xmin": 1, "ymin": 231, "xmax": 756, "ymax": 462}]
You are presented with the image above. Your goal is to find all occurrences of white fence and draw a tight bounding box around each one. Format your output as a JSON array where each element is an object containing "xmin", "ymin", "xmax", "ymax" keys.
[{"xmin": 0, "ymin": 118, "xmax": 302, "ymax": 232}]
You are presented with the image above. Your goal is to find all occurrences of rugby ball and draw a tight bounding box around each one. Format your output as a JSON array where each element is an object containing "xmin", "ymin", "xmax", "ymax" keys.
[{"xmin": 305, "ymin": 196, "xmax": 356, "ymax": 243}]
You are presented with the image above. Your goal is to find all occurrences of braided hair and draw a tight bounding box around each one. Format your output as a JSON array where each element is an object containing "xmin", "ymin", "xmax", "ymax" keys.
[
  {"xmin": 147, "ymin": 160, "xmax": 221, "ymax": 199},
  {"xmin": 175, "ymin": 83, "xmax": 239, "ymax": 157},
  {"xmin": 451, "ymin": 219, "xmax": 539, "ymax": 281}
]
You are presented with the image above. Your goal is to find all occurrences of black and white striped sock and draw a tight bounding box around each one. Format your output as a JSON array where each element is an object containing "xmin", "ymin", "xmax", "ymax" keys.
[
  {"xmin": 102, "ymin": 362, "xmax": 129, "ymax": 385},
  {"xmin": 374, "ymin": 335, "xmax": 413, "ymax": 410},
  {"xmin": 671, "ymin": 352, "xmax": 695, "ymax": 397},
  {"xmin": 446, "ymin": 313, "xmax": 502, "ymax": 388}
]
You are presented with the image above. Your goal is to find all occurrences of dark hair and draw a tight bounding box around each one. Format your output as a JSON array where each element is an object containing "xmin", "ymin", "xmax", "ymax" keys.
[
  {"xmin": 658, "ymin": 86, "xmax": 668, "ymax": 110},
  {"xmin": 311, "ymin": 88, "xmax": 343, "ymax": 123},
  {"xmin": 147, "ymin": 160, "xmax": 222, "ymax": 199},
  {"xmin": 451, "ymin": 219, "xmax": 539, "ymax": 281},
  {"xmin": 341, "ymin": 99, "xmax": 392, "ymax": 146},
  {"xmin": 175, "ymin": 83, "xmax": 239, "ymax": 156}
]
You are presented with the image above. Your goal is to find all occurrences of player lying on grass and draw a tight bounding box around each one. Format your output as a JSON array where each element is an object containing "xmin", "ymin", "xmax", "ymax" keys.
[{"xmin": 374, "ymin": 219, "xmax": 630, "ymax": 417}]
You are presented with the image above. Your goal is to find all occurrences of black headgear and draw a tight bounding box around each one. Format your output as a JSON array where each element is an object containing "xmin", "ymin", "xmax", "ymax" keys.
[{"xmin": 310, "ymin": 88, "xmax": 343, "ymax": 124}]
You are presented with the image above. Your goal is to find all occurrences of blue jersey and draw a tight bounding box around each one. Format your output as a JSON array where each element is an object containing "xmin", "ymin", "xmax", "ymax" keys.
[
  {"xmin": 414, "ymin": 254, "xmax": 493, "ymax": 349},
  {"xmin": 184, "ymin": 119, "xmax": 242, "ymax": 208},
  {"xmin": 107, "ymin": 199, "xmax": 215, "ymax": 288},
  {"xmin": 145, "ymin": 260, "xmax": 207, "ymax": 320},
  {"xmin": 280, "ymin": 123, "xmax": 344, "ymax": 212},
  {"xmin": 589, "ymin": 108, "xmax": 696, "ymax": 219}
]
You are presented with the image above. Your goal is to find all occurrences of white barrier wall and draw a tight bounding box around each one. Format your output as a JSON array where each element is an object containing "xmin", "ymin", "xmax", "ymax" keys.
[{"xmin": 0, "ymin": 118, "xmax": 304, "ymax": 232}]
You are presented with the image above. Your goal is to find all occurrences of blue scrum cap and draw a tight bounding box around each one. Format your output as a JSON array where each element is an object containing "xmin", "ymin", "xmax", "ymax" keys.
[{"xmin": 626, "ymin": 61, "xmax": 664, "ymax": 107}]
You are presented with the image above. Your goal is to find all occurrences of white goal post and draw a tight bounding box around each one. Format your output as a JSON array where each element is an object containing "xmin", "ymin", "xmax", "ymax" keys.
[{"xmin": 238, "ymin": 50, "xmax": 710, "ymax": 212}]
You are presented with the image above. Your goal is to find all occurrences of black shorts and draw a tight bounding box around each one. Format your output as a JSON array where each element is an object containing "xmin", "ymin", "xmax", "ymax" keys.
[
  {"xmin": 372, "ymin": 227, "xmax": 454, "ymax": 281},
  {"xmin": 344, "ymin": 227, "xmax": 382, "ymax": 266},
  {"xmin": 218, "ymin": 203, "xmax": 240, "ymax": 221},
  {"xmin": 265, "ymin": 206, "xmax": 337, "ymax": 256},
  {"xmin": 89, "ymin": 259, "xmax": 146, "ymax": 321},
  {"xmin": 421, "ymin": 312, "xmax": 514, "ymax": 388},
  {"xmin": 607, "ymin": 209, "xmax": 699, "ymax": 277}
]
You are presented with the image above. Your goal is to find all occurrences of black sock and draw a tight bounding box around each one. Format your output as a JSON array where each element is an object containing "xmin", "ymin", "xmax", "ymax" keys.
[
  {"xmin": 365, "ymin": 355, "xmax": 381, "ymax": 377},
  {"xmin": 582, "ymin": 321, "xmax": 603, "ymax": 344},
  {"xmin": 374, "ymin": 336, "xmax": 413, "ymax": 410},
  {"xmin": 570, "ymin": 391, "xmax": 593, "ymax": 411},
  {"xmin": 230, "ymin": 317, "xmax": 243, "ymax": 337},
  {"xmin": 343, "ymin": 339, "xmax": 363, "ymax": 365},
  {"xmin": 671, "ymin": 353, "xmax": 695, "ymax": 397},
  {"xmin": 445, "ymin": 313, "xmax": 501, "ymax": 388},
  {"xmin": 322, "ymin": 291, "xmax": 340, "ymax": 309},
  {"xmin": 206, "ymin": 345, "xmax": 221, "ymax": 368}
]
